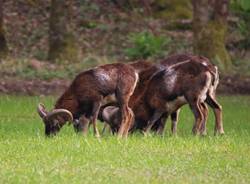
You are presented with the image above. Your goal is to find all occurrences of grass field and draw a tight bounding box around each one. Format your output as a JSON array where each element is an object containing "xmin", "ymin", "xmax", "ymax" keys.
[{"xmin": 0, "ymin": 95, "xmax": 250, "ymax": 184}]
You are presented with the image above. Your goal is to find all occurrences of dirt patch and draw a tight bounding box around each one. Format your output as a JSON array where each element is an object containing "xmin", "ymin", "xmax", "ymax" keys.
[
  {"xmin": 0, "ymin": 79, "xmax": 70, "ymax": 96},
  {"xmin": 0, "ymin": 75, "xmax": 250, "ymax": 96}
]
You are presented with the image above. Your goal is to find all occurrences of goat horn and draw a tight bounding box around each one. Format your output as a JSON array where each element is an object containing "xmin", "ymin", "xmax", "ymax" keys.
[
  {"xmin": 37, "ymin": 103, "xmax": 48, "ymax": 119},
  {"xmin": 46, "ymin": 109, "xmax": 73, "ymax": 123}
]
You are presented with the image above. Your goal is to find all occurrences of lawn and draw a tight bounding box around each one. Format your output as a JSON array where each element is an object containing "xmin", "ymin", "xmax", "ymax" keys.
[{"xmin": 0, "ymin": 95, "xmax": 250, "ymax": 184}]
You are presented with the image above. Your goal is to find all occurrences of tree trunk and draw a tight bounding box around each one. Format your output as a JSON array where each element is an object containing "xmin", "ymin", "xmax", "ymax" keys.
[
  {"xmin": 192, "ymin": 0, "xmax": 231, "ymax": 71},
  {"xmin": 0, "ymin": 0, "xmax": 8, "ymax": 59},
  {"xmin": 48, "ymin": 0, "xmax": 79, "ymax": 62}
]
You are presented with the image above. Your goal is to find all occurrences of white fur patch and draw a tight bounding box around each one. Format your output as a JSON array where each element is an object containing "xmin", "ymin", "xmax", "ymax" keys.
[
  {"xmin": 129, "ymin": 72, "xmax": 139, "ymax": 96},
  {"xmin": 165, "ymin": 96, "xmax": 187, "ymax": 113},
  {"xmin": 170, "ymin": 59, "xmax": 191, "ymax": 68},
  {"xmin": 165, "ymin": 69, "xmax": 177, "ymax": 93},
  {"xmin": 95, "ymin": 70, "xmax": 112, "ymax": 83},
  {"xmin": 199, "ymin": 72, "xmax": 212, "ymax": 102},
  {"xmin": 201, "ymin": 62, "xmax": 208, "ymax": 66}
]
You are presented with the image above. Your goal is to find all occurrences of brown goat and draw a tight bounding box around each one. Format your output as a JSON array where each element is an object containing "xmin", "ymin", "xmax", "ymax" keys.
[
  {"xmin": 37, "ymin": 63, "xmax": 138, "ymax": 138},
  {"xmin": 140, "ymin": 59, "xmax": 223, "ymax": 135},
  {"xmin": 157, "ymin": 54, "xmax": 221, "ymax": 135},
  {"xmin": 96, "ymin": 60, "xmax": 154, "ymax": 134},
  {"xmin": 99, "ymin": 54, "xmax": 223, "ymax": 135},
  {"xmin": 98, "ymin": 58, "xmax": 184, "ymax": 134},
  {"xmin": 132, "ymin": 55, "xmax": 222, "ymax": 135},
  {"xmin": 131, "ymin": 54, "xmax": 219, "ymax": 135}
]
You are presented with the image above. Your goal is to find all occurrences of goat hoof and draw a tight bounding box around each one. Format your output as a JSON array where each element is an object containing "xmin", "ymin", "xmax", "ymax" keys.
[
  {"xmin": 82, "ymin": 132, "xmax": 88, "ymax": 137},
  {"xmin": 200, "ymin": 131, "xmax": 207, "ymax": 136},
  {"xmin": 172, "ymin": 133, "xmax": 177, "ymax": 137},
  {"xmin": 143, "ymin": 131, "xmax": 151, "ymax": 137},
  {"xmin": 219, "ymin": 129, "xmax": 225, "ymax": 135},
  {"xmin": 192, "ymin": 129, "xmax": 199, "ymax": 136},
  {"xmin": 117, "ymin": 134, "xmax": 123, "ymax": 139},
  {"xmin": 95, "ymin": 134, "xmax": 101, "ymax": 138},
  {"xmin": 214, "ymin": 128, "xmax": 225, "ymax": 136},
  {"xmin": 214, "ymin": 131, "xmax": 225, "ymax": 136},
  {"xmin": 200, "ymin": 133, "xmax": 207, "ymax": 137}
]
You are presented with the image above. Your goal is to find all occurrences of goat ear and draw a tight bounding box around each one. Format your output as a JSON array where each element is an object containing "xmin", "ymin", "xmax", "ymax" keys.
[{"xmin": 37, "ymin": 103, "xmax": 48, "ymax": 119}]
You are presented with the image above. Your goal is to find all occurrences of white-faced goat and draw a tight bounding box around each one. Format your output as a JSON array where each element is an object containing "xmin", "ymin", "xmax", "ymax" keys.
[{"xmin": 37, "ymin": 63, "xmax": 138, "ymax": 138}]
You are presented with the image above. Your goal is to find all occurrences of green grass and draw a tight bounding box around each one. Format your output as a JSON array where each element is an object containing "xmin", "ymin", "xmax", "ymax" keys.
[{"xmin": 0, "ymin": 95, "xmax": 250, "ymax": 184}]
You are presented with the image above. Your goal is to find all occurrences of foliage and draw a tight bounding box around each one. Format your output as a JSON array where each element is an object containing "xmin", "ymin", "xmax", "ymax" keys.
[
  {"xmin": 233, "ymin": 58, "xmax": 250, "ymax": 76},
  {"xmin": 0, "ymin": 95, "xmax": 250, "ymax": 183},
  {"xmin": 124, "ymin": 31, "xmax": 171, "ymax": 60},
  {"xmin": 1, "ymin": 0, "xmax": 250, "ymax": 77},
  {"xmin": 238, "ymin": 0, "xmax": 250, "ymax": 11},
  {"xmin": 230, "ymin": 0, "xmax": 250, "ymax": 49}
]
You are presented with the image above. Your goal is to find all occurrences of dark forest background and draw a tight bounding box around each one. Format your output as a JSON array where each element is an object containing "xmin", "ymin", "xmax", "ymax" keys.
[{"xmin": 0, "ymin": 0, "xmax": 250, "ymax": 94}]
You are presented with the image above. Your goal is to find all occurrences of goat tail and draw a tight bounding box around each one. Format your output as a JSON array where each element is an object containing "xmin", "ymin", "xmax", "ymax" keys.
[
  {"xmin": 213, "ymin": 66, "xmax": 219, "ymax": 89},
  {"xmin": 205, "ymin": 66, "xmax": 219, "ymax": 101},
  {"xmin": 206, "ymin": 65, "xmax": 219, "ymax": 88}
]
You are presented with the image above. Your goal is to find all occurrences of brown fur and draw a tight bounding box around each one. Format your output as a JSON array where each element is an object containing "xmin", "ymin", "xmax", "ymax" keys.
[
  {"xmin": 137, "ymin": 57, "xmax": 223, "ymax": 135},
  {"xmin": 38, "ymin": 63, "xmax": 138, "ymax": 137},
  {"xmin": 99, "ymin": 54, "xmax": 224, "ymax": 135}
]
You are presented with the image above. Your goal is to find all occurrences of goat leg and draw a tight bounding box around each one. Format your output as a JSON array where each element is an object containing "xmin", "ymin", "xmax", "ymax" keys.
[
  {"xmin": 91, "ymin": 101, "xmax": 102, "ymax": 138},
  {"xmin": 170, "ymin": 109, "xmax": 180, "ymax": 135},
  {"xmin": 155, "ymin": 113, "xmax": 168, "ymax": 135},
  {"xmin": 205, "ymin": 94, "xmax": 224, "ymax": 135},
  {"xmin": 122, "ymin": 108, "xmax": 134, "ymax": 138},
  {"xmin": 101, "ymin": 123, "xmax": 110, "ymax": 135},
  {"xmin": 144, "ymin": 110, "xmax": 164, "ymax": 135},
  {"xmin": 199, "ymin": 103, "xmax": 208, "ymax": 135},
  {"xmin": 189, "ymin": 101, "xmax": 204, "ymax": 135},
  {"xmin": 117, "ymin": 105, "xmax": 130, "ymax": 138},
  {"xmin": 78, "ymin": 115, "xmax": 89, "ymax": 136}
]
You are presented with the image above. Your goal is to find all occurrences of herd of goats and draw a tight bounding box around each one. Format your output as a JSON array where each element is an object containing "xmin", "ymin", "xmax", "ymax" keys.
[{"xmin": 37, "ymin": 54, "xmax": 225, "ymax": 138}]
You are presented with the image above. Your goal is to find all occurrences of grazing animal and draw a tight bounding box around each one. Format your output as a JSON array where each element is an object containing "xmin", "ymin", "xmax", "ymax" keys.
[
  {"xmin": 97, "ymin": 60, "xmax": 154, "ymax": 134},
  {"xmin": 153, "ymin": 54, "xmax": 221, "ymax": 135},
  {"xmin": 98, "ymin": 102, "xmax": 135, "ymax": 134},
  {"xmin": 37, "ymin": 63, "xmax": 138, "ymax": 138},
  {"xmin": 98, "ymin": 59, "xmax": 184, "ymax": 134},
  {"xmin": 141, "ymin": 58, "xmax": 223, "ymax": 135},
  {"xmin": 99, "ymin": 54, "xmax": 223, "ymax": 135}
]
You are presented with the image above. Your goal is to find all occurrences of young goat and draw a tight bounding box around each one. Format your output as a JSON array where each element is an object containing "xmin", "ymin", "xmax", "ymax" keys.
[{"xmin": 37, "ymin": 63, "xmax": 138, "ymax": 138}]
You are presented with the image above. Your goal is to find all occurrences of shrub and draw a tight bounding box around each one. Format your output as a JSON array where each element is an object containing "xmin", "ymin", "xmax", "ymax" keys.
[
  {"xmin": 231, "ymin": 0, "xmax": 250, "ymax": 49},
  {"xmin": 124, "ymin": 31, "xmax": 171, "ymax": 59}
]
